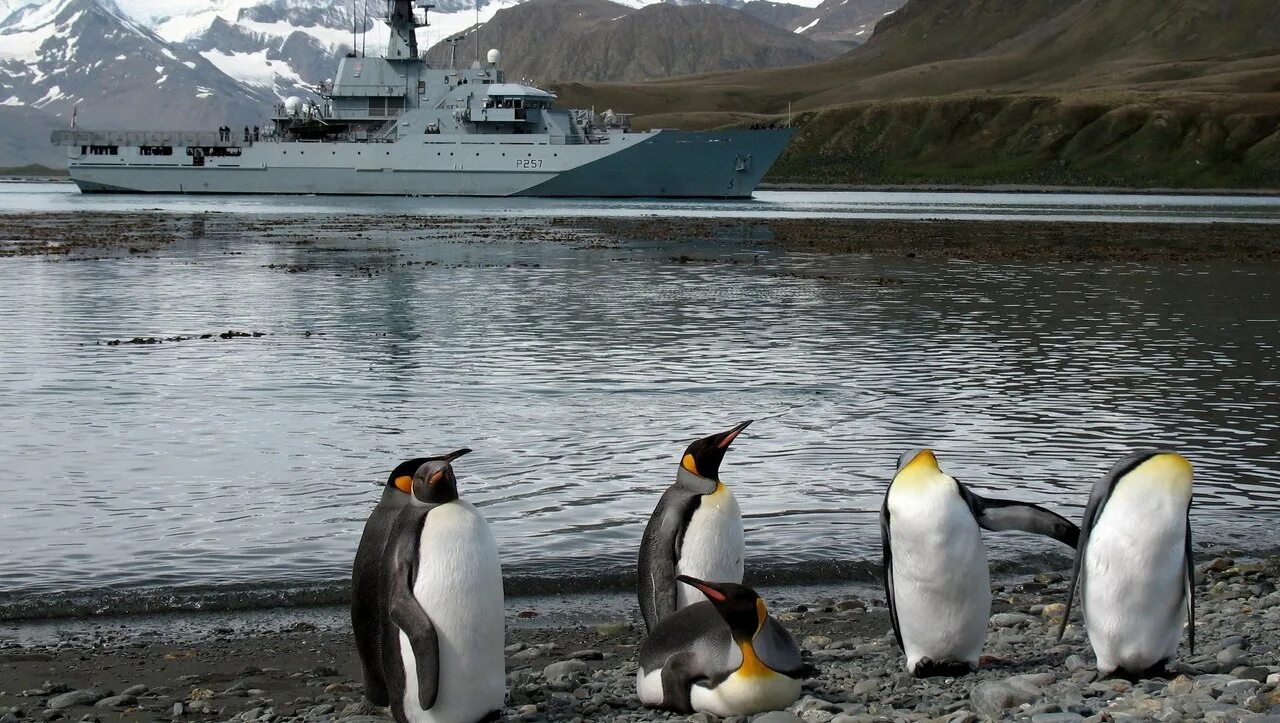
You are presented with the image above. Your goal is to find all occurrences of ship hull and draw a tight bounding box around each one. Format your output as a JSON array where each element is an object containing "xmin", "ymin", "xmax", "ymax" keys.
[{"xmin": 64, "ymin": 128, "xmax": 793, "ymax": 199}]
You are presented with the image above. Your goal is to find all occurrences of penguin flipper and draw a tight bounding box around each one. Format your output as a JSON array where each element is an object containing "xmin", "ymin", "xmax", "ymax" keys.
[
  {"xmin": 658, "ymin": 650, "xmax": 701, "ymax": 713},
  {"xmin": 879, "ymin": 495, "xmax": 904, "ymax": 652},
  {"xmin": 753, "ymin": 616, "xmax": 809, "ymax": 678},
  {"xmin": 1184, "ymin": 509, "xmax": 1195, "ymax": 655},
  {"xmin": 960, "ymin": 485, "xmax": 1080, "ymax": 548},
  {"xmin": 638, "ymin": 486, "xmax": 700, "ymax": 631},
  {"xmin": 385, "ymin": 512, "xmax": 440, "ymax": 711},
  {"xmin": 1057, "ymin": 464, "xmax": 1120, "ymax": 641},
  {"xmin": 389, "ymin": 586, "xmax": 439, "ymax": 710}
]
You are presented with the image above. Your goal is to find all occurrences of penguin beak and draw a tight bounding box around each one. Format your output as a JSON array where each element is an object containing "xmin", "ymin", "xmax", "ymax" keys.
[
  {"xmin": 715, "ymin": 420, "xmax": 753, "ymax": 450},
  {"xmin": 675, "ymin": 575, "xmax": 728, "ymax": 602},
  {"xmin": 442, "ymin": 448, "xmax": 472, "ymax": 462}
]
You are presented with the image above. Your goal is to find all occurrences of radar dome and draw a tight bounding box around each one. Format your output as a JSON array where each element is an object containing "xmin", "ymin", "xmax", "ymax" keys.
[
  {"xmin": 486, "ymin": 49, "xmax": 501, "ymax": 65},
  {"xmin": 284, "ymin": 96, "xmax": 304, "ymax": 115}
]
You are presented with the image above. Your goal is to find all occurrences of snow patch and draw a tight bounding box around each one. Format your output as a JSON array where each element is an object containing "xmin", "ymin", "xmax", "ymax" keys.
[
  {"xmin": 30, "ymin": 83, "xmax": 62, "ymax": 107},
  {"xmin": 793, "ymin": 17, "xmax": 820, "ymax": 33},
  {"xmin": 200, "ymin": 48, "xmax": 302, "ymax": 89},
  {"xmin": 1, "ymin": 95, "xmax": 24, "ymax": 105}
]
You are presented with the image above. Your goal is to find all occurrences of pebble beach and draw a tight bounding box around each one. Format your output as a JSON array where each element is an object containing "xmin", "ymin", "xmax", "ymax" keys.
[{"xmin": 3, "ymin": 555, "xmax": 1277, "ymax": 723}]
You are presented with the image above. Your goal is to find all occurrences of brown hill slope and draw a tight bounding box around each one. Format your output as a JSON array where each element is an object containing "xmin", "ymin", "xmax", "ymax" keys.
[
  {"xmin": 550, "ymin": 0, "xmax": 1280, "ymax": 187},
  {"xmin": 553, "ymin": 0, "xmax": 1280, "ymax": 115},
  {"xmin": 425, "ymin": 0, "xmax": 843, "ymax": 84}
]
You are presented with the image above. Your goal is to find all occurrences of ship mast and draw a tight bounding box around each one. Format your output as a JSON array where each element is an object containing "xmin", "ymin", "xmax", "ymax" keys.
[{"xmin": 385, "ymin": 0, "xmax": 429, "ymax": 59}]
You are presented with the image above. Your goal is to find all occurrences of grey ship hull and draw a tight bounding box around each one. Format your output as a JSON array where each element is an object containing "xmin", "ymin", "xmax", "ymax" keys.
[{"xmin": 66, "ymin": 128, "xmax": 793, "ymax": 198}]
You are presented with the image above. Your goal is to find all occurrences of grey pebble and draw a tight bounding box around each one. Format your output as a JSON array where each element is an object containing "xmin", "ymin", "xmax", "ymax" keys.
[
  {"xmin": 750, "ymin": 713, "xmax": 803, "ymax": 723},
  {"xmin": 47, "ymin": 691, "xmax": 106, "ymax": 711},
  {"xmin": 91, "ymin": 696, "xmax": 135, "ymax": 709},
  {"xmin": 970, "ymin": 680, "xmax": 1037, "ymax": 720},
  {"xmin": 120, "ymin": 686, "xmax": 148, "ymax": 697}
]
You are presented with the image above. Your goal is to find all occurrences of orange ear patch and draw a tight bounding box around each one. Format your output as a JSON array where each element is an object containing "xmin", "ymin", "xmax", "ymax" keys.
[
  {"xmin": 681, "ymin": 454, "xmax": 698, "ymax": 475},
  {"xmin": 393, "ymin": 476, "xmax": 413, "ymax": 493}
]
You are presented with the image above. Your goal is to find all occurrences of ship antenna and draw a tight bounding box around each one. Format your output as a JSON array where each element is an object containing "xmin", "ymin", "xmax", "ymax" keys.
[
  {"xmin": 351, "ymin": 0, "xmax": 357, "ymax": 54},
  {"xmin": 475, "ymin": 0, "xmax": 480, "ymax": 64},
  {"xmin": 361, "ymin": 0, "xmax": 367, "ymax": 58}
]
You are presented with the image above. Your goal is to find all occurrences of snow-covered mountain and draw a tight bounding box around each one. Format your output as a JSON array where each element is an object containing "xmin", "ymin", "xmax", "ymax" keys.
[
  {"xmin": 0, "ymin": 0, "xmax": 902, "ymax": 166},
  {"xmin": 0, "ymin": 0, "xmax": 268, "ymax": 127}
]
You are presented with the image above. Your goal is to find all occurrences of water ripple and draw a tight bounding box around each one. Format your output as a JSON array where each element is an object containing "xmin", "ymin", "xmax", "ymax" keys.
[{"xmin": 0, "ymin": 215, "xmax": 1278, "ymax": 614}]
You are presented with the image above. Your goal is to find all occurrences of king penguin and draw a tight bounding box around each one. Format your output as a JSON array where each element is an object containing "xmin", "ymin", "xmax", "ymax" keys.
[
  {"xmin": 381, "ymin": 453, "xmax": 504, "ymax": 723},
  {"xmin": 1057, "ymin": 450, "xmax": 1195, "ymax": 679},
  {"xmin": 351, "ymin": 448, "xmax": 471, "ymax": 706},
  {"xmin": 636, "ymin": 575, "xmax": 810, "ymax": 716},
  {"xmin": 638, "ymin": 420, "xmax": 752, "ymax": 632},
  {"xmin": 881, "ymin": 448, "xmax": 1080, "ymax": 676}
]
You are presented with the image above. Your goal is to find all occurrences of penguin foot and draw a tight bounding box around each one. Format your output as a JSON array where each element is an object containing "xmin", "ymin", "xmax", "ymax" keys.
[
  {"xmin": 1102, "ymin": 660, "xmax": 1174, "ymax": 682},
  {"xmin": 912, "ymin": 658, "xmax": 975, "ymax": 678}
]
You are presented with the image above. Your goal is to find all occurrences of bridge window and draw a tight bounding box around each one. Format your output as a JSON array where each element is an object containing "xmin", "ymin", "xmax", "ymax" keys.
[
  {"xmin": 368, "ymin": 96, "xmax": 406, "ymax": 117},
  {"xmin": 89, "ymin": 145, "xmax": 118, "ymax": 155}
]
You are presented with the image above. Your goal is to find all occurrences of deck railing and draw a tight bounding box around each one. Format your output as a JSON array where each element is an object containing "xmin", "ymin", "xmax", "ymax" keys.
[{"xmin": 51, "ymin": 130, "xmax": 231, "ymax": 147}]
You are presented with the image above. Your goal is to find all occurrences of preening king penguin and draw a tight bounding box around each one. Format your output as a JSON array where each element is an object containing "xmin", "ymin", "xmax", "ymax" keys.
[
  {"xmin": 638, "ymin": 420, "xmax": 753, "ymax": 632},
  {"xmin": 382, "ymin": 453, "xmax": 505, "ymax": 723},
  {"xmin": 1057, "ymin": 450, "xmax": 1195, "ymax": 679},
  {"xmin": 351, "ymin": 448, "xmax": 471, "ymax": 706},
  {"xmin": 881, "ymin": 448, "xmax": 1080, "ymax": 676},
  {"xmin": 636, "ymin": 576, "xmax": 810, "ymax": 716}
]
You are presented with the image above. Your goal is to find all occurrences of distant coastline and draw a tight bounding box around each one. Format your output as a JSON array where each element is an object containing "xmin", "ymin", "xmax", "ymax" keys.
[{"xmin": 759, "ymin": 182, "xmax": 1280, "ymax": 197}]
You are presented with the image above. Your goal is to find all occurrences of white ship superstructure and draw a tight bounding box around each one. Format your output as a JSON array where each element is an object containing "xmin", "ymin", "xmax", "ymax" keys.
[{"xmin": 52, "ymin": 0, "xmax": 793, "ymax": 197}]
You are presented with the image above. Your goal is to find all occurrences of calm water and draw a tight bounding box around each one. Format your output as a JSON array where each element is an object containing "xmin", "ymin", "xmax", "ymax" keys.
[
  {"xmin": 1, "ymin": 188, "xmax": 1279, "ymax": 619},
  {"xmin": 3, "ymin": 180, "xmax": 1280, "ymax": 223}
]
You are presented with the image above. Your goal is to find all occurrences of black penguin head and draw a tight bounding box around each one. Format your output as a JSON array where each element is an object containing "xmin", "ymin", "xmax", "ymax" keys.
[
  {"xmin": 679, "ymin": 420, "xmax": 753, "ymax": 481},
  {"xmin": 385, "ymin": 448, "xmax": 472, "ymax": 495},
  {"xmin": 410, "ymin": 449, "xmax": 473, "ymax": 504},
  {"xmin": 676, "ymin": 575, "xmax": 766, "ymax": 642}
]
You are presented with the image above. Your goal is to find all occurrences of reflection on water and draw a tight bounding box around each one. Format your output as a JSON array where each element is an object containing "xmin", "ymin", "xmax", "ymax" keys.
[
  {"xmin": 2, "ymin": 180, "xmax": 1280, "ymax": 223},
  {"xmin": 0, "ymin": 218, "xmax": 1278, "ymax": 610}
]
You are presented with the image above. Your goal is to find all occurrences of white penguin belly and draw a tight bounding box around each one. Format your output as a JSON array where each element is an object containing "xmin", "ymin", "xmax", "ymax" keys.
[
  {"xmin": 888, "ymin": 483, "xmax": 989, "ymax": 671},
  {"xmin": 690, "ymin": 669, "xmax": 801, "ymax": 717},
  {"xmin": 636, "ymin": 668, "xmax": 665, "ymax": 707},
  {"xmin": 1083, "ymin": 482, "xmax": 1189, "ymax": 675},
  {"xmin": 676, "ymin": 485, "xmax": 744, "ymax": 608},
  {"xmin": 399, "ymin": 501, "xmax": 505, "ymax": 723}
]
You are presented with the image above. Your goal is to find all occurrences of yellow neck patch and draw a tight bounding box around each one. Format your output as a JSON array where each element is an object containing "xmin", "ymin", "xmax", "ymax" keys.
[
  {"xmin": 393, "ymin": 475, "xmax": 413, "ymax": 494},
  {"xmin": 893, "ymin": 449, "xmax": 943, "ymax": 488},
  {"xmin": 736, "ymin": 641, "xmax": 772, "ymax": 679},
  {"xmin": 1127, "ymin": 452, "xmax": 1194, "ymax": 493}
]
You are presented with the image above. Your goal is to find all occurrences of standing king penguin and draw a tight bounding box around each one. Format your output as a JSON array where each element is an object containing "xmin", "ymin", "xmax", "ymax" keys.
[
  {"xmin": 639, "ymin": 420, "xmax": 753, "ymax": 632},
  {"xmin": 636, "ymin": 575, "xmax": 810, "ymax": 716},
  {"xmin": 351, "ymin": 449, "xmax": 471, "ymax": 706},
  {"xmin": 382, "ymin": 453, "xmax": 504, "ymax": 723},
  {"xmin": 1057, "ymin": 450, "xmax": 1195, "ymax": 678},
  {"xmin": 882, "ymin": 448, "xmax": 1080, "ymax": 676}
]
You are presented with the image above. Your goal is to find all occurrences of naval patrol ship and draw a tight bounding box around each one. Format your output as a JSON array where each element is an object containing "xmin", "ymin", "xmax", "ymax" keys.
[{"xmin": 51, "ymin": 0, "xmax": 793, "ymax": 197}]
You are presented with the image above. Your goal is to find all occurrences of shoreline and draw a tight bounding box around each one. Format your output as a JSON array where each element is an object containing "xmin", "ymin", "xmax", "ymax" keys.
[
  {"xmin": 758, "ymin": 182, "xmax": 1280, "ymax": 197},
  {"xmin": 5, "ymin": 177, "xmax": 1280, "ymax": 196},
  {"xmin": 2, "ymin": 559, "xmax": 1276, "ymax": 722}
]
